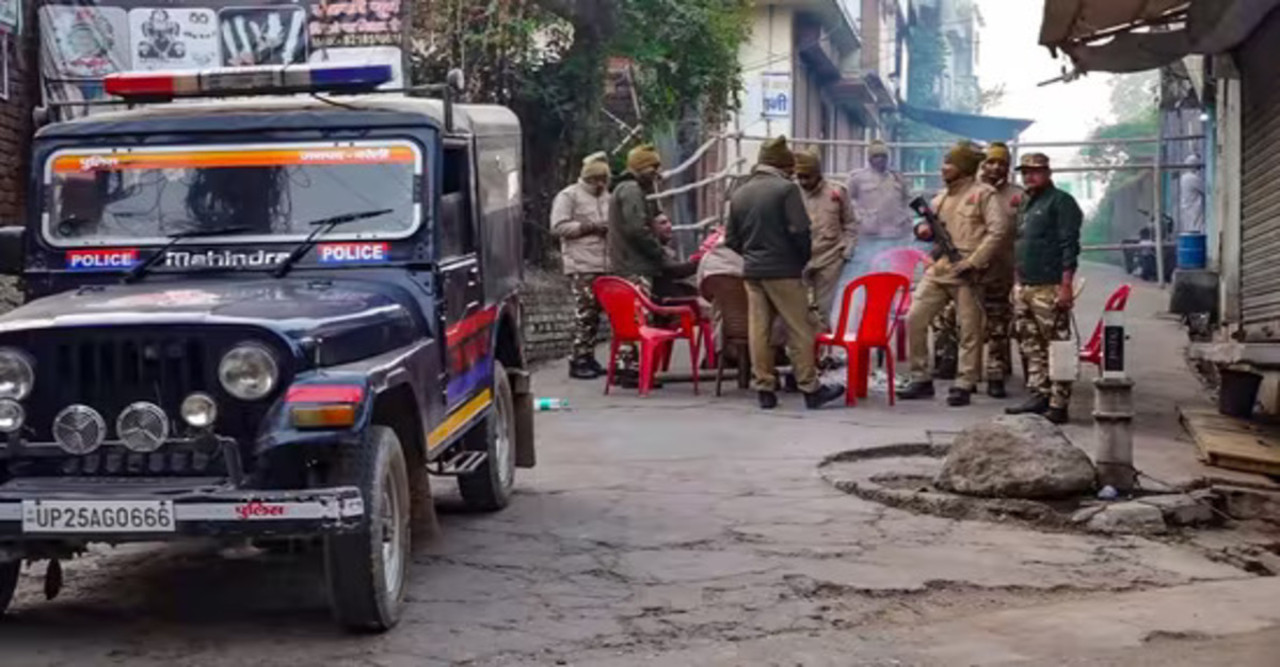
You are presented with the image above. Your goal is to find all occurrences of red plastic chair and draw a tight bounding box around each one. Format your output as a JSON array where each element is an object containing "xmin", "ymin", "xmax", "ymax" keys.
[
  {"xmin": 592, "ymin": 276, "xmax": 700, "ymax": 396},
  {"xmin": 816, "ymin": 272, "xmax": 911, "ymax": 407},
  {"xmin": 1079, "ymin": 284, "xmax": 1133, "ymax": 367},
  {"xmin": 869, "ymin": 247, "xmax": 930, "ymax": 361},
  {"xmin": 656, "ymin": 295, "xmax": 717, "ymax": 370}
]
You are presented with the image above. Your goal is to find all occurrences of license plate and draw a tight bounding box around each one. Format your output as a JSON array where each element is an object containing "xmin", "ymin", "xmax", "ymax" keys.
[{"xmin": 21, "ymin": 500, "xmax": 176, "ymax": 534}]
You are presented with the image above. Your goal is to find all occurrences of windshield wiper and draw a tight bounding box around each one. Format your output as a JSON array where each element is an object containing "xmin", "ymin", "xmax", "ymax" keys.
[
  {"xmin": 123, "ymin": 225, "xmax": 251, "ymax": 284},
  {"xmin": 272, "ymin": 209, "xmax": 394, "ymax": 279}
]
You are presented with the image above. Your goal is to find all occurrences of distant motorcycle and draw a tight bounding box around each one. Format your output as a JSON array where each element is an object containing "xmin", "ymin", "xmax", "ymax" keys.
[{"xmin": 1121, "ymin": 209, "xmax": 1176, "ymax": 283}]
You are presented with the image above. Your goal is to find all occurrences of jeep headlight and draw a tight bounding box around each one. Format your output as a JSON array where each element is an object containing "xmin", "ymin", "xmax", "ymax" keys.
[
  {"xmin": 218, "ymin": 343, "xmax": 278, "ymax": 401},
  {"xmin": 0, "ymin": 348, "xmax": 34, "ymax": 400}
]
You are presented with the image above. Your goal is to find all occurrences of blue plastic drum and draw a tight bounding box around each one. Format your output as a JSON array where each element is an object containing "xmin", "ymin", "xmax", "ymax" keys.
[{"xmin": 1177, "ymin": 233, "xmax": 1206, "ymax": 270}]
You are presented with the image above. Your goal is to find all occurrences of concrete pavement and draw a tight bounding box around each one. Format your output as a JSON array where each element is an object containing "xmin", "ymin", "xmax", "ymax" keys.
[{"xmin": 2, "ymin": 262, "xmax": 1278, "ymax": 665}]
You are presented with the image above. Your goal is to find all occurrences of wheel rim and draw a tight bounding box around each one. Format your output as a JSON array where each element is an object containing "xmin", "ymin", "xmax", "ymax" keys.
[
  {"xmin": 379, "ymin": 477, "xmax": 405, "ymax": 597},
  {"xmin": 493, "ymin": 389, "xmax": 514, "ymax": 490}
]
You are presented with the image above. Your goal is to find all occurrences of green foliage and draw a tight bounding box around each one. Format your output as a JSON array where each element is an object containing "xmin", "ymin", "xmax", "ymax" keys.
[
  {"xmin": 614, "ymin": 0, "xmax": 752, "ymax": 129},
  {"xmin": 413, "ymin": 0, "xmax": 752, "ymax": 265},
  {"xmin": 1080, "ymin": 72, "xmax": 1161, "ymax": 267}
]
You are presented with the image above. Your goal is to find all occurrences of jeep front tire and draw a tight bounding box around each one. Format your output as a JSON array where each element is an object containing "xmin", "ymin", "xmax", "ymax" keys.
[{"xmin": 324, "ymin": 425, "xmax": 410, "ymax": 632}]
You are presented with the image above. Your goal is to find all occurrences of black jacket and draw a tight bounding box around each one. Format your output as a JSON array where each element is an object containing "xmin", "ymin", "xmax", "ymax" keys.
[
  {"xmin": 725, "ymin": 166, "xmax": 813, "ymax": 280},
  {"xmin": 608, "ymin": 172, "xmax": 666, "ymax": 277}
]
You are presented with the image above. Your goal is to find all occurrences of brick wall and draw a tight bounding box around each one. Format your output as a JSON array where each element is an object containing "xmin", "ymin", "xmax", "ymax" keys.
[
  {"xmin": 0, "ymin": 8, "xmax": 38, "ymax": 223},
  {"xmin": 519, "ymin": 268, "xmax": 610, "ymax": 364}
]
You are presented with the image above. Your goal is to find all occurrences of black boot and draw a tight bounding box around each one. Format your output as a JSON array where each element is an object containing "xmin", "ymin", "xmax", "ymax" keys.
[
  {"xmin": 585, "ymin": 357, "xmax": 607, "ymax": 376},
  {"xmin": 569, "ymin": 357, "xmax": 601, "ymax": 380},
  {"xmin": 804, "ymin": 384, "xmax": 845, "ymax": 409},
  {"xmin": 987, "ymin": 380, "xmax": 1007, "ymax": 399},
  {"xmin": 897, "ymin": 381, "xmax": 936, "ymax": 400},
  {"xmin": 946, "ymin": 386, "xmax": 972, "ymax": 407},
  {"xmin": 1006, "ymin": 393, "xmax": 1050, "ymax": 415},
  {"xmin": 758, "ymin": 391, "xmax": 779, "ymax": 410},
  {"xmin": 1045, "ymin": 406, "xmax": 1069, "ymax": 424}
]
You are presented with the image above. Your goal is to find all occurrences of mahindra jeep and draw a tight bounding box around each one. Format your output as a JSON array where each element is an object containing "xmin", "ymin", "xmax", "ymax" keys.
[{"xmin": 0, "ymin": 65, "xmax": 536, "ymax": 631}]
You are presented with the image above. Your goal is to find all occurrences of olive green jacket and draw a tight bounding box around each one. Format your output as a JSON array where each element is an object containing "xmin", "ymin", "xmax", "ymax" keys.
[{"xmin": 1015, "ymin": 184, "xmax": 1083, "ymax": 286}]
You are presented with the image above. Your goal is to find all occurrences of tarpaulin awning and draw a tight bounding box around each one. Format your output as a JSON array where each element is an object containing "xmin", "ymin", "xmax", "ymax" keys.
[
  {"xmin": 1040, "ymin": 0, "xmax": 1280, "ymax": 73},
  {"xmin": 899, "ymin": 104, "xmax": 1034, "ymax": 142}
]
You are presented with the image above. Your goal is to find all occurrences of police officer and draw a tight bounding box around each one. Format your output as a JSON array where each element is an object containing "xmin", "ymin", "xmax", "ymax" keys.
[
  {"xmin": 931, "ymin": 142, "xmax": 1023, "ymax": 397},
  {"xmin": 794, "ymin": 148, "xmax": 858, "ymax": 329},
  {"xmin": 1006, "ymin": 153, "xmax": 1082, "ymax": 424},
  {"xmin": 551, "ymin": 152, "xmax": 612, "ymax": 379},
  {"xmin": 898, "ymin": 141, "xmax": 1010, "ymax": 407},
  {"xmin": 609, "ymin": 144, "xmax": 667, "ymax": 387}
]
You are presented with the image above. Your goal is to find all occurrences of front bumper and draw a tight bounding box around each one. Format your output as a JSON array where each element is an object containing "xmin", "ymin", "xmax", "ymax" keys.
[{"xmin": 0, "ymin": 476, "xmax": 364, "ymax": 541}]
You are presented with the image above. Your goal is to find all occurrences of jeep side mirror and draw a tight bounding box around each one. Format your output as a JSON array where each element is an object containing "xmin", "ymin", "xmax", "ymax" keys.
[{"xmin": 0, "ymin": 226, "xmax": 24, "ymax": 275}]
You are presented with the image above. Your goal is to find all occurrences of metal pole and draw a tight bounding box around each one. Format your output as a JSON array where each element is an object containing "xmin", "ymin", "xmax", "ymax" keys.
[{"xmin": 1154, "ymin": 80, "xmax": 1167, "ymax": 288}]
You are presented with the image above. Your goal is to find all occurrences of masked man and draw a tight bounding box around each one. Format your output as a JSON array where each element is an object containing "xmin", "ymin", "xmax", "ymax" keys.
[
  {"xmin": 551, "ymin": 152, "xmax": 612, "ymax": 379},
  {"xmin": 794, "ymin": 148, "xmax": 858, "ymax": 328},
  {"xmin": 608, "ymin": 144, "xmax": 667, "ymax": 387},
  {"xmin": 898, "ymin": 142, "xmax": 1010, "ymax": 407}
]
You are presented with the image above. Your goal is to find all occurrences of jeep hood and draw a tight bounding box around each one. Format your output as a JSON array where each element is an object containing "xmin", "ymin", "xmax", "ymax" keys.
[{"xmin": 0, "ymin": 278, "xmax": 422, "ymax": 345}]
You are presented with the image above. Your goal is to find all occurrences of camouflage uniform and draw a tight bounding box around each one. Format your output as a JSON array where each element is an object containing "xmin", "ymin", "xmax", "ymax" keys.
[
  {"xmin": 1014, "ymin": 284, "xmax": 1072, "ymax": 407},
  {"xmin": 615, "ymin": 274, "xmax": 653, "ymax": 371},
  {"xmin": 1011, "ymin": 156, "xmax": 1083, "ymax": 411},
  {"xmin": 551, "ymin": 176, "xmax": 611, "ymax": 367},
  {"xmin": 569, "ymin": 273, "xmax": 605, "ymax": 359}
]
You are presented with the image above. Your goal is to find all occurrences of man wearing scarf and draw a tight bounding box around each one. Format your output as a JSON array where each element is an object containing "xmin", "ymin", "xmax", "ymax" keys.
[
  {"xmin": 551, "ymin": 152, "xmax": 613, "ymax": 379},
  {"xmin": 608, "ymin": 144, "xmax": 667, "ymax": 387}
]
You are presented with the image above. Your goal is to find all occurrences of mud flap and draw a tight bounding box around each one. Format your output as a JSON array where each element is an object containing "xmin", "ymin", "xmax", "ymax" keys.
[{"xmin": 508, "ymin": 367, "xmax": 536, "ymax": 468}]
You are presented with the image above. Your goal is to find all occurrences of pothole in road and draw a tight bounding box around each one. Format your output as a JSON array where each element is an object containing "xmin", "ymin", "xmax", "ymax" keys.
[{"xmin": 817, "ymin": 443, "xmax": 1222, "ymax": 535}]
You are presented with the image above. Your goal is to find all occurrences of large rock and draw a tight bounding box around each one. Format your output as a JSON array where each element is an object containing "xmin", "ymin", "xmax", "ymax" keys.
[{"xmin": 935, "ymin": 415, "xmax": 1097, "ymax": 499}]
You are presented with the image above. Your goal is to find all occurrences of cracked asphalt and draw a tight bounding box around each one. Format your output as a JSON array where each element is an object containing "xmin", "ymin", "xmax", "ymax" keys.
[{"xmin": 3, "ymin": 265, "xmax": 1280, "ymax": 665}]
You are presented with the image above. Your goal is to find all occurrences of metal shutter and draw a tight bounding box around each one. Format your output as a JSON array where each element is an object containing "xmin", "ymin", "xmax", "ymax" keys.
[{"xmin": 1239, "ymin": 10, "xmax": 1280, "ymax": 340}]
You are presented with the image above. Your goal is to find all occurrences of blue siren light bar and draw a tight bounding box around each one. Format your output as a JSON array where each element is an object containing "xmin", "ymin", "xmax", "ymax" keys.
[{"xmin": 104, "ymin": 64, "xmax": 395, "ymax": 100}]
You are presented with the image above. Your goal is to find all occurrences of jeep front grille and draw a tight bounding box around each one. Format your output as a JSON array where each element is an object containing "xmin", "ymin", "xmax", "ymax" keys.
[{"xmin": 2, "ymin": 326, "xmax": 289, "ymax": 457}]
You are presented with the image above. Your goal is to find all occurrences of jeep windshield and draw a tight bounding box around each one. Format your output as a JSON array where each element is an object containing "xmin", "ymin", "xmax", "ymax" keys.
[{"xmin": 43, "ymin": 140, "xmax": 423, "ymax": 247}]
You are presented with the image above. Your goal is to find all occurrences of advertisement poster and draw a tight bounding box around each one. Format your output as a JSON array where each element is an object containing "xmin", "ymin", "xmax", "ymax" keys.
[
  {"xmin": 219, "ymin": 5, "xmax": 306, "ymax": 66},
  {"xmin": 129, "ymin": 8, "xmax": 219, "ymax": 70},
  {"xmin": 38, "ymin": 0, "xmax": 408, "ymax": 116},
  {"xmin": 309, "ymin": 0, "xmax": 402, "ymax": 48},
  {"xmin": 42, "ymin": 5, "xmax": 128, "ymax": 79}
]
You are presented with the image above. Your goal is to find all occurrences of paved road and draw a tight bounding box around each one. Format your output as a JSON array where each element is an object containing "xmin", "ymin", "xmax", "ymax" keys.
[{"xmin": 3, "ymin": 264, "xmax": 1278, "ymax": 666}]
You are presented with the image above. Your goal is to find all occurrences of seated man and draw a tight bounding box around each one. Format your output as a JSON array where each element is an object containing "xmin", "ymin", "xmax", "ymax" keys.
[{"xmin": 651, "ymin": 213, "xmax": 700, "ymax": 300}]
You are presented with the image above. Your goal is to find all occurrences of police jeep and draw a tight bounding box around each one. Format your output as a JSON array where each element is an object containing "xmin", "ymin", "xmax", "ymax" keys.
[{"xmin": 0, "ymin": 64, "xmax": 536, "ymax": 631}]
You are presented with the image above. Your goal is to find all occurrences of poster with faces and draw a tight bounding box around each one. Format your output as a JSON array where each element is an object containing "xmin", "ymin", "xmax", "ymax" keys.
[
  {"xmin": 129, "ymin": 8, "xmax": 220, "ymax": 70},
  {"xmin": 41, "ymin": 5, "xmax": 129, "ymax": 79},
  {"xmin": 218, "ymin": 6, "xmax": 306, "ymax": 66}
]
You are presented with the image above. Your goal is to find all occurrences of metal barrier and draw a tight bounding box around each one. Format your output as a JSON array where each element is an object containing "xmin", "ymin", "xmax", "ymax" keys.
[{"xmin": 644, "ymin": 132, "xmax": 1204, "ymax": 286}]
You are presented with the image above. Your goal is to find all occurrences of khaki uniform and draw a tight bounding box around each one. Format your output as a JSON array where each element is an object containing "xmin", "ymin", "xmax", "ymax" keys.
[
  {"xmin": 906, "ymin": 177, "xmax": 1011, "ymax": 390},
  {"xmin": 933, "ymin": 181, "xmax": 1022, "ymax": 381},
  {"xmin": 551, "ymin": 181, "xmax": 611, "ymax": 360},
  {"xmin": 800, "ymin": 180, "xmax": 857, "ymax": 325}
]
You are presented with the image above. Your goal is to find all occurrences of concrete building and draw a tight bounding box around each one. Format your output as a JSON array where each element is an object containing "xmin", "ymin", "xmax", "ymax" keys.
[{"xmin": 727, "ymin": 0, "xmax": 909, "ymax": 175}]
